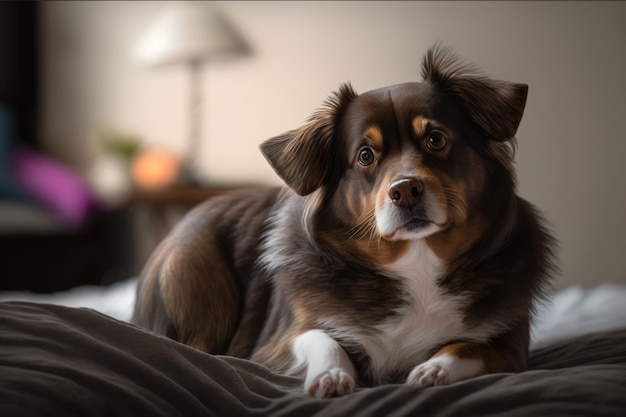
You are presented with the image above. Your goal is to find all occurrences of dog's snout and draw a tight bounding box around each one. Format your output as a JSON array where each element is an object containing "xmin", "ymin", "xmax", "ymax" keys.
[{"xmin": 388, "ymin": 177, "xmax": 424, "ymax": 208}]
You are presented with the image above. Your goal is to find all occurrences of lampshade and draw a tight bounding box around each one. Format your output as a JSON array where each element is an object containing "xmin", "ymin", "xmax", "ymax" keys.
[{"xmin": 135, "ymin": 2, "xmax": 246, "ymax": 67}]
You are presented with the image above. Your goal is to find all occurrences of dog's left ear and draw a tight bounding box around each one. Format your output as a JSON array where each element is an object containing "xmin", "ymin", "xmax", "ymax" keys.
[
  {"xmin": 260, "ymin": 83, "xmax": 357, "ymax": 196},
  {"xmin": 422, "ymin": 46, "xmax": 528, "ymax": 142}
]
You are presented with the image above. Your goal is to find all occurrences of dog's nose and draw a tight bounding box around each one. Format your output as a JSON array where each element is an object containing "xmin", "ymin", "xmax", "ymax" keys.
[{"xmin": 388, "ymin": 177, "xmax": 424, "ymax": 208}]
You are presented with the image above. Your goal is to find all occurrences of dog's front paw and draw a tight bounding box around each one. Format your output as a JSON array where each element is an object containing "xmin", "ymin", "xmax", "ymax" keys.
[
  {"xmin": 406, "ymin": 359, "xmax": 450, "ymax": 387},
  {"xmin": 406, "ymin": 354, "xmax": 482, "ymax": 388},
  {"xmin": 305, "ymin": 368, "xmax": 355, "ymax": 399}
]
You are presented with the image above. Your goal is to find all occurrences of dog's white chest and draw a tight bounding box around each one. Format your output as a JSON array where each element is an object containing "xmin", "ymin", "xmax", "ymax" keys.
[{"xmin": 363, "ymin": 241, "xmax": 469, "ymax": 380}]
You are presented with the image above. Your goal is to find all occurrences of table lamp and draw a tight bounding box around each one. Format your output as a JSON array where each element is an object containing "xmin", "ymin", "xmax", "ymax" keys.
[{"xmin": 134, "ymin": 2, "xmax": 248, "ymax": 185}]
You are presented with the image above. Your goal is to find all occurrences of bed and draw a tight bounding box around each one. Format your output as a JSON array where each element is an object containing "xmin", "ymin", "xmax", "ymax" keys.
[{"xmin": 1, "ymin": 280, "xmax": 626, "ymax": 416}]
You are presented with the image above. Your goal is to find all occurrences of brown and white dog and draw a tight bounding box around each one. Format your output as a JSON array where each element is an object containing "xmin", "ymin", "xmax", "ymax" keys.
[{"xmin": 133, "ymin": 46, "xmax": 556, "ymax": 398}]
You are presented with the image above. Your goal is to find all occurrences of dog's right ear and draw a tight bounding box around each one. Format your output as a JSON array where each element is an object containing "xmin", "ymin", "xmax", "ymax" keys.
[{"xmin": 260, "ymin": 83, "xmax": 357, "ymax": 196}]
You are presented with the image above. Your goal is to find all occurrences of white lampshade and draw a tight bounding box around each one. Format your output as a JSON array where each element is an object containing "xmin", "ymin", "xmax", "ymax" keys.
[{"xmin": 135, "ymin": 2, "xmax": 246, "ymax": 66}]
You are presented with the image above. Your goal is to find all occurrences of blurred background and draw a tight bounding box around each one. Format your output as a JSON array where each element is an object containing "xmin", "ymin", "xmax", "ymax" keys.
[{"xmin": 0, "ymin": 1, "xmax": 624, "ymax": 292}]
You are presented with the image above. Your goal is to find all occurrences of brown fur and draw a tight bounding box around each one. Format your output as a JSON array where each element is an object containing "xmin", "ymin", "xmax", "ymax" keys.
[{"xmin": 134, "ymin": 188, "xmax": 280, "ymax": 354}]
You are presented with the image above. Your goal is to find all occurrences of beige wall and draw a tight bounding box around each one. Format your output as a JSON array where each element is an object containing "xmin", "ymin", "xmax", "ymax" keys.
[{"xmin": 40, "ymin": 1, "xmax": 626, "ymax": 289}]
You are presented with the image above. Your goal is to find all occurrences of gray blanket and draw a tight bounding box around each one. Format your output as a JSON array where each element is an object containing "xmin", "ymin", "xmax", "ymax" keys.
[{"xmin": 1, "ymin": 302, "xmax": 625, "ymax": 416}]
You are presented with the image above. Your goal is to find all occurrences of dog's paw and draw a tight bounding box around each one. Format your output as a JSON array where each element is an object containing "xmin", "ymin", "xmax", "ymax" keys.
[
  {"xmin": 406, "ymin": 354, "xmax": 482, "ymax": 388},
  {"xmin": 406, "ymin": 359, "xmax": 450, "ymax": 387},
  {"xmin": 305, "ymin": 368, "xmax": 355, "ymax": 399}
]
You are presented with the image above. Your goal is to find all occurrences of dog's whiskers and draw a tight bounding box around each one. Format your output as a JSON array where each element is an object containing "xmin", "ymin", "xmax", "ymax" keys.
[
  {"xmin": 443, "ymin": 187, "xmax": 467, "ymax": 222},
  {"xmin": 346, "ymin": 207, "xmax": 378, "ymax": 243}
]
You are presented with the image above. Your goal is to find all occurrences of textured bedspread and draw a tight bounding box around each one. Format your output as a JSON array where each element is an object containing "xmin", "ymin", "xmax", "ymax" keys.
[{"xmin": 1, "ymin": 302, "xmax": 625, "ymax": 417}]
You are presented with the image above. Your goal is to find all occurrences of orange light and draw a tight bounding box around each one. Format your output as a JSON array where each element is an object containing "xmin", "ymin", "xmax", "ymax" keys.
[{"xmin": 131, "ymin": 149, "xmax": 181, "ymax": 190}]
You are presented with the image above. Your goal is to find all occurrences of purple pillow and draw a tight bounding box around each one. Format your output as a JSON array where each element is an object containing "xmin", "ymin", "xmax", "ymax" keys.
[{"xmin": 11, "ymin": 148, "xmax": 106, "ymax": 228}]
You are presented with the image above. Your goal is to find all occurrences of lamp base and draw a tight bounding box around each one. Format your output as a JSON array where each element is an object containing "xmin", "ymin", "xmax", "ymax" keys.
[{"xmin": 177, "ymin": 163, "xmax": 205, "ymax": 187}]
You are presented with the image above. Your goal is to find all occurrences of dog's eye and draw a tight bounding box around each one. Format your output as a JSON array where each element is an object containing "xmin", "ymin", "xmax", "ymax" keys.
[
  {"xmin": 358, "ymin": 147, "xmax": 375, "ymax": 166},
  {"xmin": 427, "ymin": 132, "xmax": 447, "ymax": 151}
]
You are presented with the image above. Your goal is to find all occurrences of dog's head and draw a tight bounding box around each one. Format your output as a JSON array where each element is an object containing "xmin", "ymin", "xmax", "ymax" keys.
[{"xmin": 261, "ymin": 46, "xmax": 527, "ymax": 264}]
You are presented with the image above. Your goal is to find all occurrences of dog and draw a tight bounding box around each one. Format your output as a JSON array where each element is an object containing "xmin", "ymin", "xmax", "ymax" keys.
[{"xmin": 133, "ymin": 46, "xmax": 556, "ymax": 398}]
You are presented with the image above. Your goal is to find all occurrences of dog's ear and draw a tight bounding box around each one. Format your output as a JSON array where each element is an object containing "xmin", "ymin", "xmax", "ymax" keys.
[
  {"xmin": 421, "ymin": 45, "xmax": 528, "ymax": 142},
  {"xmin": 260, "ymin": 83, "xmax": 357, "ymax": 196}
]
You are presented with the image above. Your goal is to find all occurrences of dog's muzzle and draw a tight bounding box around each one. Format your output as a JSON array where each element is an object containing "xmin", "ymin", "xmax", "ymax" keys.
[{"xmin": 378, "ymin": 176, "xmax": 443, "ymax": 240}]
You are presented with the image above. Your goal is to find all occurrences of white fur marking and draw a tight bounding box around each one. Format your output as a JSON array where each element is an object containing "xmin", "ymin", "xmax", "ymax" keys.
[
  {"xmin": 321, "ymin": 241, "xmax": 501, "ymax": 384},
  {"xmin": 362, "ymin": 241, "xmax": 469, "ymax": 381},
  {"xmin": 292, "ymin": 330, "xmax": 356, "ymax": 398},
  {"xmin": 406, "ymin": 353, "xmax": 483, "ymax": 387}
]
